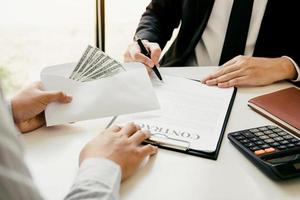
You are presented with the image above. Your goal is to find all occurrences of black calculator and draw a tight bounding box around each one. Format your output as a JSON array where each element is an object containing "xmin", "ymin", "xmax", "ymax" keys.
[{"xmin": 228, "ymin": 125, "xmax": 300, "ymax": 180}]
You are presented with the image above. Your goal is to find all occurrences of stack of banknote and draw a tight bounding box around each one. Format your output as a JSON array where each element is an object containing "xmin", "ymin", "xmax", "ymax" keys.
[{"xmin": 69, "ymin": 45, "xmax": 125, "ymax": 82}]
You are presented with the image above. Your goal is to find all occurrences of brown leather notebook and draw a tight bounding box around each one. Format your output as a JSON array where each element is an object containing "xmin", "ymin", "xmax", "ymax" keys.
[{"xmin": 248, "ymin": 87, "xmax": 300, "ymax": 136}]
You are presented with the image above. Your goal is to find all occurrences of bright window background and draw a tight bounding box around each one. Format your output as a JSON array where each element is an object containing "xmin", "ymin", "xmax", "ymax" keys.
[
  {"xmin": 0, "ymin": 0, "xmax": 171, "ymax": 97},
  {"xmin": 105, "ymin": 0, "xmax": 151, "ymax": 61},
  {"xmin": 0, "ymin": 0, "xmax": 96, "ymax": 96}
]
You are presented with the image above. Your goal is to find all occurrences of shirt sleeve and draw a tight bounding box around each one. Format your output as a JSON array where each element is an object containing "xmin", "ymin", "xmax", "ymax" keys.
[
  {"xmin": 5, "ymin": 98, "xmax": 12, "ymax": 115},
  {"xmin": 283, "ymin": 56, "xmax": 300, "ymax": 82},
  {"xmin": 0, "ymin": 96, "xmax": 44, "ymax": 200},
  {"xmin": 4, "ymin": 99, "xmax": 21, "ymax": 136},
  {"xmin": 64, "ymin": 158, "xmax": 121, "ymax": 200}
]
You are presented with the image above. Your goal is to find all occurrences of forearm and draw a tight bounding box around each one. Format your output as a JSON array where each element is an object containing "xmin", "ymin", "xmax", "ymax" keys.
[
  {"xmin": 136, "ymin": 0, "xmax": 182, "ymax": 49},
  {"xmin": 64, "ymin": 158, "xmax": 121, "ymax": 200}
]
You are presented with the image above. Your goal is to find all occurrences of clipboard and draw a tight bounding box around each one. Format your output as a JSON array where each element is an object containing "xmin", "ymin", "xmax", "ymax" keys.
[
  {"xmin": 107, "ymin": 70, "xmax": 237, "ymax": 160},
  {"xmin": 142, "ymin": 87, "xmax": 237, "ymax": 160}
]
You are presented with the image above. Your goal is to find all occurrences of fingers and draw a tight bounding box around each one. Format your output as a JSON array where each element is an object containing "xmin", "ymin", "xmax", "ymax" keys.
[
  {"xmin": 146, "ymin": 42, "xmax": 161, "ymax": 66},
  {"xmin": 202, "ymin": 56, "xmax": 242, "ymax": 83},
  {"xmin": 205, "ymin": 68, "xmax": 244, "ymax": 86},
  {"xmin": 129, "ymin": 130, "xmax": 151, "ymax": 145},
  {"xmin": 124, "ymin": 41, "xmax": 161, "ymax": 68},
  {"xmin": 217, "ymin": 76, "xmax": 248, "ymax": 88},
  {"xmin": 107, "ymin": 125, "xmax": 122, "ymax": 132},
  {"xmin": 119, "ymin": 123, "xmax": 140, "ymax": 137},
  {"xmin": 16, "ymin": 113, "xmax": 45, "ymax": 133},
  {"xmin": 130, "ymin": 47, "xmax": 155, "ymax": 67},
  {"xmin": 43, "ymin": 91, "xmax": 72, "ymax": 104},
  {"xmin": 202, "ymin": 64, "xmax": 240, "ymax": 84},
  {"xmin": 140, "ymin": 144, "xmax": 158, "ymax": 156}
]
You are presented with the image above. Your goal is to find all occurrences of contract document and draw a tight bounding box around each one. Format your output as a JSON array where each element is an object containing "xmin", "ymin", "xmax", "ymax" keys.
[{"xmin": 115, "ymin": 74, "xmax": 235, "ymax": 154}]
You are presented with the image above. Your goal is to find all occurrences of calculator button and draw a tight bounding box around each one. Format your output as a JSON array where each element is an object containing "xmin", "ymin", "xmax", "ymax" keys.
[
  {"xmin": 283, "ymin": 135, "xmax": 294, "ymax": 140},
  {"xmin": 250, "ymin": 146, "xmax": 260, "ymax": 151},
  {"xmin": 260, "ymin": 144, "xmax": 270, "ymax": 149},
  {"xmin": 268, "ymin": 133, "xmax": 278, "ymax": 138},
  {"xmin": 259, "ymin": 127, "xmax": 268, "ymax": 131},
  {"xmin": 273, "ymin": 128, "xmax": 282, "ymax": 133},
  {"xmin": 250, "ymin": 129, "xmax": 260, "ymax": 133},
  {"xmin": 245, "ymin": 143, "xmax": 255, "ymax": 148},
  {"xmin": 254, "ymin": 150, "xmax": 266, "ymax": 156},
  {"xmin": 287, "ymin": 144, "xmax": 295, "ymax": 148},
  {"xmin": 290, "ymin": 138, "xmax": 299, "ymax": 143},
  {"xmin": 279, "ymin": 140, "xmax": 289, "ymax": 145},
  {"xmin": 278, "ymin": 145, "xmax": 287, "ymax": 150},
  {"xmin": 270, "ymin": 142, "xmax": 280, "ymax": 147},
  {"xmin": 232, "ymin": 132, "xmax": 241, "ymax": 137},
  {"xmin": 254, "ymin": 132, "xmax": 264, "ymax": 136},
  {"xmin": 277, "ymin": 131, "xmax": 287, "ymax": 136},
  {"xmin": 255, "ymin": 141, "xmax": 264, "ymax": 145},
  {"xmin": 250, "ymin": 137, "xmax": 259, "ymax": 142},
  {"xmin": 236, "ymin": 136, "xmax": 245, "ymax": 140},
  {"xmin": 241, "ymin": 139, "xmax": 250, "ymax": 143},
  {"xmin": 242, "ymin": 132, "xmax": 255, "ymax": 138},
  {"xmin": 295, "ymin": 142, "xmax": 300, "ymax": 146},
  {"xmin": 265, "ymin": 147, "xmax": 275, "ymax": 153},
  {"xmin": 263, "ymin": 130, "xmax": 273, "ymax": 134},
  {"xmin": 264, "ymin": 138, "xmax": 275, "ymax": 144},
  {"xmin": 267, "ymin": 125, "xmax": 277, "ymax": 129},
  {"xmin": 259, "ymin": 135, "xmax": 269, "ymax": 140},
  {"xmin": 274, "ymin": 137, "xmax": 284, "ymax": 141}
]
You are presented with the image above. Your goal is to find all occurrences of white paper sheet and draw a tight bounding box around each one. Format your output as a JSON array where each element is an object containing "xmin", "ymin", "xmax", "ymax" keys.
[
  {"xmin": 115, "ymin": 75, "xmax": 234, "ymax": 152},
  {"xmin": 159, "ymin": 66, "xmax": 219, "ymax": 81},
  {"xmin": 41, "ymin": 62, "xmax": 160, "ymax": 126}
]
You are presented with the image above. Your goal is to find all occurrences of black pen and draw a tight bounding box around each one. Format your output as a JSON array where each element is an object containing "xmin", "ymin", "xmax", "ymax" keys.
[{"xmin": 135, "ymin": 37, "xmax": 163, "ymax": 81}]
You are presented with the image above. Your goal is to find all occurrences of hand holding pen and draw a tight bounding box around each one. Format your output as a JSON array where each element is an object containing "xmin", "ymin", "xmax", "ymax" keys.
[{"xmin": 124, "ymin": 36, "xmax": 163, "ymax": 81}]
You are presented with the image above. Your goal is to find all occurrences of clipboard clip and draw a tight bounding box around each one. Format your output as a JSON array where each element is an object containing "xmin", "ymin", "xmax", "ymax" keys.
[{"xmin": 145, "ymin": 133, "xmax": 190, "ymax": 151}]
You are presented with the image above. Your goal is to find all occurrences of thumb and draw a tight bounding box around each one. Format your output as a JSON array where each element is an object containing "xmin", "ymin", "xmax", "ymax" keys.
[{"xmin": 42, "ymin": 91, "xmax": 72, "ymax": 104}]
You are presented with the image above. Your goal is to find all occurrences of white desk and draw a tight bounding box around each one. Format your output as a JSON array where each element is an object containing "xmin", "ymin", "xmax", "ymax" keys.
[{"xmin": 22, "ymin": 67, "xmax": 300, "ymax": 200}]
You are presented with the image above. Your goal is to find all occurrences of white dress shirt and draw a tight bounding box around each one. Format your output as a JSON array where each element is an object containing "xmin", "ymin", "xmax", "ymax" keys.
[
  {"xmin": 0, "ymin": 84, "xmax": 121, "ymax": 200},
  {"xmin": 195, "ymin": 0, "xmax": 300, "ymax": 81}
]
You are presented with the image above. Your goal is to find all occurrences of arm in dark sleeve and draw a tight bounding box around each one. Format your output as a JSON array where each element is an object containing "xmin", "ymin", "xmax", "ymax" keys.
[{"xmin": 136, "ymin": 0, "xmax": 182, "ymax": 49}]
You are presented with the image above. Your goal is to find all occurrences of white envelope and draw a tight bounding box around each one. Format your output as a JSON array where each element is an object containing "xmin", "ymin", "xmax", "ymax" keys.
[{"xmin": 41, "ymin": 62, "xmax": 160, "ymax": 126}]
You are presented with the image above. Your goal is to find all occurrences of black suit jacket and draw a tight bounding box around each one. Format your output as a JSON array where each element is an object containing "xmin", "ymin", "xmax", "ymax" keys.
[{"xmin": 136, "ymin": 0, "xmax": 300, "ymax": 69}]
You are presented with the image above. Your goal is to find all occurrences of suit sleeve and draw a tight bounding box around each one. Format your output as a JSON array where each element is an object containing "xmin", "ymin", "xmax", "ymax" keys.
[{"xmin": 136, "ymin": 0, "xmax": 182, "ymax": 49}]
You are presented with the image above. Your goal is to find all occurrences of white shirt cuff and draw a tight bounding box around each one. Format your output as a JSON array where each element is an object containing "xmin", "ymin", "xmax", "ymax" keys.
[
  {"xmin": 283, "ymin": 56, "xmax": 300, "ymax": 82},
  {"xmin": 65, "ymin": 158, "xmax": 121, "ymax": 200}
]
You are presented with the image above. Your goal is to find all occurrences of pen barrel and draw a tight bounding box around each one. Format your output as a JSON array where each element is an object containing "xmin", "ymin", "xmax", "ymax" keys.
[{"xmin": 137, "ymin": 39, "xmax": 150, "ymax": 56}]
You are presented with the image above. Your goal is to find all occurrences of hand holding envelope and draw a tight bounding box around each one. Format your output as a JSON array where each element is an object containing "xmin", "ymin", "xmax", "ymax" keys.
[{"xmin": 41, "ymin": 62, "xmax": 160, "ymax": 126}]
